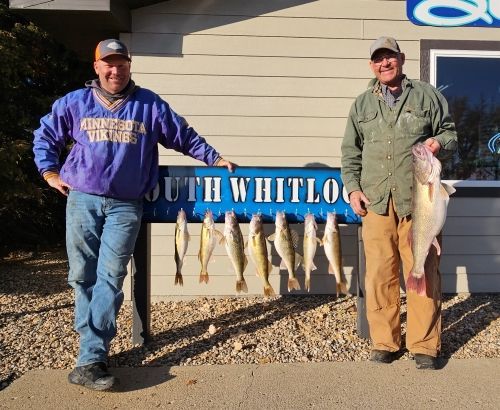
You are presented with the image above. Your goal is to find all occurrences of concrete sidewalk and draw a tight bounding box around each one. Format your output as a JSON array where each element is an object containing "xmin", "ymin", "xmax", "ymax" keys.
[{"xmin": 1, "ymin": 359, "xmax": 499, "ymax": 409}]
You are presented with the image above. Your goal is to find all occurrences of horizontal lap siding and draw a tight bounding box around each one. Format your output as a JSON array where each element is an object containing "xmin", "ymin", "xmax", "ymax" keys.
[
  {"xmin": 440, "ymin": 197, "xmax": 500, "ymax": 292},
  {"xmin": 122, "ymin": 0, "xmax": 500, "ymax": 299},
  {"xmin": 127, "ymin": 0, "xmax": 421, "ymax": 170}
]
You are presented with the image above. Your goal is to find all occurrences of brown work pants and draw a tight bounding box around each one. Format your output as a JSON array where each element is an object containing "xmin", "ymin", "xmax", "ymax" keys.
[{"xmin": 362, "ymin": 198, "xmax": 442, "ymax": 357}]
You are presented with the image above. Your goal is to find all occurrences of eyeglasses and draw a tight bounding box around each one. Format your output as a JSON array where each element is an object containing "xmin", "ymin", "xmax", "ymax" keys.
[{"xmin": 371, "ymin": 53, "xmax": 399, "ymax": 64}]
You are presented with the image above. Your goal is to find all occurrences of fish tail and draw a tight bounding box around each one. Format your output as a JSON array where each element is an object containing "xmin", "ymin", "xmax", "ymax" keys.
[
  {"xmin": 199, "ymin": 270, "xmax": 209, "ymax": 284},
  {"xmin": 264, "ymin": 284, "xmax": 276, "ymax": 297},
  {"xmin": 337, "ymin": 281, "xmax": 348, "ymax": 297},
  {"xmin": 236, "ymin": 279, "xmax": 248, "ymax": 294},
  {"xmin": 174, "ymin": 272, "xmax": 184, "ymax": 286},
  {"xmin": 304, "ymin": 275, "xmax": 311, "ymax": 292},
  {"xmin": 406, "ymin": 272, "xmax": 426, "ymax": 296},
  {"xmin": 288, "ymin": 277, "xmax": 301, "ymax": 292}
]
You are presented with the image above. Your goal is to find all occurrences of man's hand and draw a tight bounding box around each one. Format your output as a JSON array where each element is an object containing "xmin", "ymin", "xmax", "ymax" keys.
[
  {"xmin": 215, "ymin": 157, "xmax": 237, "ymax": 173},
  {"xmin": 424, "ymin": 137, "xmax": 441, "ymax": 156},
  {"xmin": 349, "ymin": 190, "xmax": 371, "ymax": 217},
  {"xmin": 46, "ymin": 174, "xmax": 72, "ymax": 196}
]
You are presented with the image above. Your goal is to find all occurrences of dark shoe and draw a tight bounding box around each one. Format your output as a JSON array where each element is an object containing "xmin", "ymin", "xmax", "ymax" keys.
[
  {"xmin": 414, "ymin": 354, "xmax": 438, "ymax": 370},
  {"xmin": 68, "ymin": 362, "xmax": 117, "ymax": 391},
  {"xmin": 370, "ymin": 349, "xmax": 397, "ymax": 364}
]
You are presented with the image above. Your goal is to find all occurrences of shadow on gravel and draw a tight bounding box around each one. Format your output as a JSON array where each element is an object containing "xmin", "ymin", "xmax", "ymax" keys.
[
  {"xmin": 440, "ymin": 294, "xmax": 499, "ymax": 359},
  {"xmin": 0, "ymin": 251, "xmax": 69, "ymax": 296},
  {"xmin": 0, "ymin": 303, "xmax": 73, "ymax": 322},
  {"xmin": 110, "ymin": 295, "xmax": 339, "ymax": 389},
  {"xmin": 396, "ymin": 294, "xmax": 498, "ymax": 364}
]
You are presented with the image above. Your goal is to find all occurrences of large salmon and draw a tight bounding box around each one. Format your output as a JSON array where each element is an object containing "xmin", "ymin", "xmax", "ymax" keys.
[{"xmin": 407, "ymin": 143, "xmax": 455, "ymax": 296}]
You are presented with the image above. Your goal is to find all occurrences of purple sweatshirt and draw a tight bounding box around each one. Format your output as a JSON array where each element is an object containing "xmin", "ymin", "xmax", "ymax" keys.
[{"xmin": 33, "ymin": 87, "xmax": 220, "ymax": 199}]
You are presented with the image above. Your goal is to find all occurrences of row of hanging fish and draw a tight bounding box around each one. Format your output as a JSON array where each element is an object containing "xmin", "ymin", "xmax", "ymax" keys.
[{"xmin": 173, "ymin": 209, "xmax": 348, "ymax": 296}]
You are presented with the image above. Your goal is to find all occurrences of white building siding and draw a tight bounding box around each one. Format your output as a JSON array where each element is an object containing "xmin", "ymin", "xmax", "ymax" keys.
[{"xmin": 121, "ymin": 0, "xmax": 500, "ymax": 299}]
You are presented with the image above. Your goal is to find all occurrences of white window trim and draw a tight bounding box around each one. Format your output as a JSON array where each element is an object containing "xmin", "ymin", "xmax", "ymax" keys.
[
  {"xmin": 430, "ymin": 49, "xmax": 500, "ymax": 86},
  {"xmin": 429, "ymin": 49, "xmax": 500, "ymax": 186}
]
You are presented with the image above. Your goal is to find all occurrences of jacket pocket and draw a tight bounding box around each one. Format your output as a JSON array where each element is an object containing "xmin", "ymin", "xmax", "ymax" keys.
[
  {"xmin": 357, "ymin": 111, "xmax": 379, "ymax": 141},
  {"xmin": 402, "ymin": 106, "xmax": 431, "ymax": 138}
]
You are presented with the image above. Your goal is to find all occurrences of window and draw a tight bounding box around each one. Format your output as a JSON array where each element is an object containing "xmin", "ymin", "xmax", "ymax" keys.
[{"xmin": 423, "ymin": 41, "xmax": 500, "ymax": 181}]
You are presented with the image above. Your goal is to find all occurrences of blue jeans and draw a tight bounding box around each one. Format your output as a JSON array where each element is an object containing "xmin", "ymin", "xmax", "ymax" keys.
[{"xmin": 66, "ymin": 191, "xmax": 143, "ymax": 367}]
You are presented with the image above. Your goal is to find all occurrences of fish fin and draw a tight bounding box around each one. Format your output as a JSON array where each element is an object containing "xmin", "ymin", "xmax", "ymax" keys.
[
  {"xmin": 290, "ymin": 230, "xmax": 300, "ymax": 249},
  {"xmin": 432, "ymin": 237, "xmax": 441, "ymax": 256},
  {"xmin": 243, "ymin": 255, "xmax": 248, "ymax": 271},
  {"xmin": 406, "ymin": 272, "xmax": 426, "ymax": 296},
  {"xmin": 328, "ymin": 264, "xmax": 334, "ymax": 275},
  {"xmin": 199, "ymin": 271, "xmax": 209, "ymax": 284},
  {"xmin": 288, "ymin": 277, "xmax": 301, "ymax": 292},
  {"xmin": 174, "ymin": 272, "xmax": 183, "ymax": 286},
  {"xmin": 214, "ymin": 229, "xmax": 224, "ymax": 242},
  {"xmin": 267, "ymin": 233, "xmax": 276, "ymax": 241},
  {"xmin": 186, "ymin": 232, "xmax": 191, "ymax": 241},
  {"xmin": 442, "ymin": 182, "xmax": 456, "ymax": 196},
  {"xmin": 311, "ymin": 261, "xmax": 317, "ymax": 271},
  {"xmin": 236, "ymin": 279, "xmax": 248, "ymax": 294},
  {"xmin": 305, "ymin": 276, "xmax": 311, "ymax": 292},
  {"xmin": 268, "ymin": 260, "xmax": 273, "ymax": 273},
  {"xmin": 295, "ymin": 253, "xmax": 303, "ymax": 270},
  {"xmin": 407, "ymin": 228, "xmax": 413, "ymax": 248},
  {"xmin": 264, "ymin": 284, "xmax": 276, "ymax": 297},
  {"xmin": 337, "ymin": 281, "xmax": 348, "ymax": 296},
  {"xmin": 315, "ymin": 238, "xmax": 323, "ymax": 246},
  {"xmin": 279, "ymin": 259, "xmax": 287, "ymax": 270},
  {"xmin": 428, "ymin": 183, "xmax": 434, "ymax": 202}
]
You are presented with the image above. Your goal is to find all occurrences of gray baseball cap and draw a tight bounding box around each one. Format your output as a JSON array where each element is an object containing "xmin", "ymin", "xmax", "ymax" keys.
[
  {"xmin": 370, "ymin": 36, "xmax": 401, "ymax": 59},
  {"xmin": 95, "ymin": 39, "xmax": 131, "ymax": 61}
]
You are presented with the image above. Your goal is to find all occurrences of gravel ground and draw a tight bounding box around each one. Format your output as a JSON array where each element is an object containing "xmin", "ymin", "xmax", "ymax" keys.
[{"xmin": 1, "ymin": 249, "xmax": 499, "ymax": 391}]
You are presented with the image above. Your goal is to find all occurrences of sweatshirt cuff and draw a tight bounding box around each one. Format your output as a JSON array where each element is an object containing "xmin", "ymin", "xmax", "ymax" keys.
[{"xmin": 42, "ymin": 171, "xmax": 60, "ymax": 181}]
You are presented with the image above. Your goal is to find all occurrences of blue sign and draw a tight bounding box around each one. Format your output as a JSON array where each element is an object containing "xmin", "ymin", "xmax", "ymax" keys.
[
  {"xmin": 407, "ymin": 0, "xmax": 500, "ymax": 27},
  {"xmin": 143, "ymin": 166, "xmax": 360, "ymax": 224}
]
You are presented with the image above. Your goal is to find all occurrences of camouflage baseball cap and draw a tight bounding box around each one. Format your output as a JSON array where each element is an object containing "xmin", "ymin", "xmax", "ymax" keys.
[
  {"xmin": 95, "ymin": 39, "xmax": 131, "ymax": 61},
  {"xmin": 369, "ymin": 36, "xmax": 401, "ymax": 59}
]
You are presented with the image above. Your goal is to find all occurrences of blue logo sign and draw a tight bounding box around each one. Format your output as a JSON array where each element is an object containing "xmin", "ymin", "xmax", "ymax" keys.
[
  {"xmin": 407, "ymin": 0, "xmax": 500, "ymax": 27},
  {"xmin": 143, "ymin": 166, "xmax": 360, "ymax": 224}
]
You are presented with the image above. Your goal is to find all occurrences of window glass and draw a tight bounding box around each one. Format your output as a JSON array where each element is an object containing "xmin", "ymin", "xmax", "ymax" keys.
[{"xmin": 430, "ymin": 51, "xmax": 500, "ymax": 180}]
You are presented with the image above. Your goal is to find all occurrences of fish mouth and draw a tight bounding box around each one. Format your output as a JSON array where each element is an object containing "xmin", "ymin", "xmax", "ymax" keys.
[
  {"xmin": 275, "ymin": 211, "xmax": 286, "ymax": 226},
  {"xmin": 304, "ymin": 213, "xmax": 315, "ymax": 222},
  {"xmin": 412, "ymin": 143, "xmax": 433, "ymax": 163}
]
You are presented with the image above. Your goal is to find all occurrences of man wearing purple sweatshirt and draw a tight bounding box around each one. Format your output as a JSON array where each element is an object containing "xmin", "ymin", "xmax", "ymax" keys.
[{"xmin": 33, "ymin": 39, "xmax": 235, "ymax": 391}]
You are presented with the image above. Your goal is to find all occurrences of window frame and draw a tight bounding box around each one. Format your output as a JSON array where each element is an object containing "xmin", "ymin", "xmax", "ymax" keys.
[{"xmin": 420, "ymin": 40, "xmax": 500, "ymax": 192}]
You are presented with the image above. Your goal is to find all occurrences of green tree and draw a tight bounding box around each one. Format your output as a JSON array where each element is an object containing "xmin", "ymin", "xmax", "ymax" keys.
[{"xmin": 0, "ymin": 0, "xmax": 91, "ymax": 252}]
